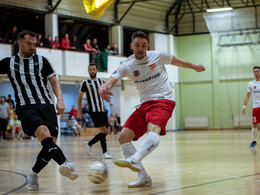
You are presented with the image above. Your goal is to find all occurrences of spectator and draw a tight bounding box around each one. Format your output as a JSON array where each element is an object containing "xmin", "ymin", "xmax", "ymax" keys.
[
  {"xmin": 81, "ymin": 104, "xmax": 94, "ymax": 128},
  {"xmin": 70, "ymin": 35, "xmax": 79, "ymax": 50},
  {"xmin": 68, "ymin": 115, "xmax": 80, "ymax": 136},
  {"xmin": 61, "ymin": 33, "xmax": 71, "ymax": 49},
  {"xmin": 7, "ymin": 114, "xmax": 22, "ymax": 140},
  {"xmin": 108, "ymin": 113, "xmax": 120, "ymax": 134},
  {"xmin": 36, "ymin": 34, "xmax": 44, "ymax": 47},
  {"xmin": 112, "ymin": 43, "xmax": 119, "ymax": 55},
  {"xmin": 91, "ymin": 38, "xmax": 100, "ymax": 53},
  {"xmin": 8, "ymin": 103, "xmax": 15, "ymax": 121},
  {"xmin": 115, "ymin": 112, "xmax": 122, "ymax": 131},
  {"xmin": 104, "ymin": 45, "xmax": 113, "ymax": 54},
  {"xmin": 69, "ymin": 105, "xmax": 79, "ymax": 120},
  {"xmin": 84, "ymin": 39, "xmax": 96, "ymax": 52},
  {"xmin": 0, "ymin": 31, "xmax": 5, "ymax": 43},
  {"xmin": 51, "ymin": 36, "xmax": 61, "ymax": 49},
  {"xmin": 6, "ymin": 94, "xmax": 15, "ymax": 108},
  {"xmin": 0, "ymin": 96, "xmax": 9, "ymax": 140},
  {"xmin": 5, "ymin": 26, "xmax": 18, "ymax": 44},
  {"xmin": 43, "ymin": 35, "xmax": 52, "ymax": 48}
]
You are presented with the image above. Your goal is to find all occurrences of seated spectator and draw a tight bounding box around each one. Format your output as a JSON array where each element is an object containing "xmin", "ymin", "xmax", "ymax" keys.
[
  {"xmin": 91, "ymin": 38, "xmax": 100, "ymax": 53},
  {"xmin": 5, "ymin": 26, "xmax": 18, "ymax": 44},
  {"xmin": 70, "ymin": 35, "xmax": 80, "ymax": 50},
  {"xmin": 36, "ymin": 34, "xmax": 44, "ymax": 47},
  {"xmin": 84, "ymin": 39, "xmax": 96, "ymax": 52},
  {"xmin": 69, "ymin": 105, "xmax": 80, "ymax": 121},
  {"xmin": 68, "ymin": 115, "xmax": 80, "ymax": 136},
  {"xmin": 51, "ymin": 36, "xmax": 61, "ymax": 49},
  {"xmin": 108, "ymin": 113, "xmax": 120, "ymax": 134},
  {"xmin": 0, "ymin": 31, "xmax": 5, "ymax": 43},
  {"xmin": 115, "ymin": 113, "xmax": 122, "ymax": 131},
  {"xmin": 81, "ymin": 104, "xmax": 94, "ymax": 128},
  {"xmin": 8, "ymin": 103, "xmax": 15, "ymax": 121},
  {"xmin": 7, "ymin": 115, "xmax": 22, "ymax": 140},
  {"xmin": 112, "ymin": 43, "xmax": 119, "ymax": 55},
  {"xmin": 61, "ymin": 33, "xmax": 71, "ymax": 49},
  {"xmin": 43, "ymin": 35, "xmax": 52, "ymax": 48},
  {"xmin": 104, "ymin": 45, "xmax": 113, "ymax": 54}
]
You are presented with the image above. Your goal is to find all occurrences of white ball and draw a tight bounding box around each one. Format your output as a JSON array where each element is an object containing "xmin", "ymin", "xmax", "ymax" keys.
[{"xmin": 87, "ymin": 161, "xmax": 108, "ymax": 184}]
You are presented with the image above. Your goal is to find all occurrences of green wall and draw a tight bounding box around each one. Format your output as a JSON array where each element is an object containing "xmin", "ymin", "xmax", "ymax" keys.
[{"xmin": 174, "ymin": 33, "xmax": 260, "ymax": 129}]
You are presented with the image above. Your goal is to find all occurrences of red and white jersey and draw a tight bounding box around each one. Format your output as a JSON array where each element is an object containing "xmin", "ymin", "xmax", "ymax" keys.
[
  {"xmin": 247, "ymin": 80, "xmax": 260, "ymax": 108},
  {"xmin": 111, "ymin": 51, "xmax": 174, "ymax": 104}
]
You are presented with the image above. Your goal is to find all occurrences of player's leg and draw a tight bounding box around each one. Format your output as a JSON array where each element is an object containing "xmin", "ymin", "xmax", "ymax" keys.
[
  {"xmin": 99, "ymin": 126, "xmax": 112, "ymax": 159},
  {"xmin": 119, "ymin": 128, "xmax": 151, "ymax": 187},
  {"xmin": 251, "ymin": 108, "xmax": 260, "ymax": 149}
]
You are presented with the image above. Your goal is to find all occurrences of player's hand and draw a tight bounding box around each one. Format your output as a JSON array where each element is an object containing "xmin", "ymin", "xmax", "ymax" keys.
[
  {"xmin": 242, "ymin": 107, "xmax": 246, "ymax": 115},
  {"xmin": 109, "ymin": 101, "xmax": 113, "ymax": 107},
  {"xmin": 99, "ymin": 86, "xmax": 113, "ymax": 102},
  {"xmin": 56, "ymin": 99, "xmax": 65, "ymax": 115},
  {"xmin": 194, "ymin": 64, "xmax": 206, "ymax": 72}
]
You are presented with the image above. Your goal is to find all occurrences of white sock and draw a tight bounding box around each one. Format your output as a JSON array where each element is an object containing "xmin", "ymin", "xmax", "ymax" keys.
[
  {"xmin": 121, "ymin": 142, "xmax": 149, "ymax": 178},
  {"xmin": 252, "ymin": 127, "xmax": 258, "ymax": 141},
  {"xmin": 30, "ymin": 169, "xmax": 37, "ymax": 175},
  {"xmin": 131, "ymin": 131, "xmax": 160, "ymax": 163}
]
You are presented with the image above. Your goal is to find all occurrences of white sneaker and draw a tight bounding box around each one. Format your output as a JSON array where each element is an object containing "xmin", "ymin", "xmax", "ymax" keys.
[
  {"xmin": 102, "ymin": 152, "xmax": 112, "ymax": 159},
  {"xmin": 59, "ymin": 161, "xmax": 79, "ymax": 180},
  {"xmin": 27, "ymin": 172, "xmax": 39, "ymax": 191},
  {"xmin": 85, "ymin": 141, "xmax": 92, "ymax": 156},
  {"xmin": 128, "ymin": 175, "xmax": 152, "ymax": 188},
  {"xmin": 113, "ymin": 158, "xmax": 141, "ymax": 172}
]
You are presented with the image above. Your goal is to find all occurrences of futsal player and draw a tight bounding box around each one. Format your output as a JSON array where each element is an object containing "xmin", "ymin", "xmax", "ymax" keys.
[
  {"xmin": 0, "ymin": 30, "xmax": 78, "ymax": 191},
  {"xmin": 99, "ymin": 31, "xmax": 205, "ymax": 187}
]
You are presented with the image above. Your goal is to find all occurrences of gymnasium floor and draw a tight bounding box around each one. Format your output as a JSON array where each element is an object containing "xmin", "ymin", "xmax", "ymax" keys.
[{"xmin": 0, "ymin": 130, "xmax": 259, "ymax": 195}]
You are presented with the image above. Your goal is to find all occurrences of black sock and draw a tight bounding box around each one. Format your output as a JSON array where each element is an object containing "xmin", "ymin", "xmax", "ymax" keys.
[
  {"xmin": 32, "ymin": 148, "xmax": 51, "ymax": 173},
  {"xmin": 88, "ymin": 133, "xmax": 102, "ymax": 146},
  {"xmin": 99, "ymin": 133, "xmax": 107, "ymax": 153},
  {"xmin": 41, "ymin": 137, "xmax": 66, "ymax": 165}
]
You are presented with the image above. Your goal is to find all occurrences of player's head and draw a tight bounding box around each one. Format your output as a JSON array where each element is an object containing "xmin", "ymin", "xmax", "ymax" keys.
[
  {"xmin": 253, "ymin": 66, "xmax": 260, "ymax": 79},
  {"xmin": 131, "ymin": 31, "xmax": 149, "ymax": 60},
  {"xmin": 0, "ymin": 96, "xmax": 5, "ymax": 103},
  {"xmin": 88, "ymin": 63, "xmax": 98, "ymax": 78},
  {"xmin": 18, "ymin": 30, "xmax": 37, "ymax": 58}
]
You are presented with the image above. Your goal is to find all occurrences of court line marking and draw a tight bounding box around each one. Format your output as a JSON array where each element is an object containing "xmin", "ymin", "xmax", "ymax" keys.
[
  {"xmin": 0, "ymin": 169, "xmax": 28, "ymax": 195},
  {"xmin": 149, "ymin": 172, "xmax": 260, "ymax": 195}
]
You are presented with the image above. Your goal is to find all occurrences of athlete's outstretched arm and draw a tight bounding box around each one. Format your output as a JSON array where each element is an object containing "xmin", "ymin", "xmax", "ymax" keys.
[
  {"xmin": 99, "ymin": 77, "xmax": 118, "ymax": 101},
  {"xmin": 49, "ymin": 75, "xmax": 65, "ymax": 115},
  {"xmin": 242, "ymin": 92, "xmax": 251, "ymax": 115},
  {"xmin": 171, "ymin": 56, "xmax": 205, "ymax": 72}
]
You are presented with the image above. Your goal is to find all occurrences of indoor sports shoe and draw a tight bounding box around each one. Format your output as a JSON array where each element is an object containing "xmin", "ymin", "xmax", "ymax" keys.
[
  {"xmin": 102, "ymin": 152, "xmax": 112, "ymax": 159},
  {"xmin": 59, "ymin": 161, "xmax": 79, "ymax": 180},
  {"xmin": 27, "ymin": 172, "xmax": 39, "ymax": 191},
  {"xmin": 85, "ymin": 141, "xmax": 92, "ymax": 156},
  {"xmin": 113, "ymin": 158, "xmax": 141, "ymax": 172},
  {"xmin": 250, "ymin": 141, "xmax": 257, "ymax": 149},
  {"xmin": 128, "ymin": 175, "xmax": 152, "ymax": 188}
]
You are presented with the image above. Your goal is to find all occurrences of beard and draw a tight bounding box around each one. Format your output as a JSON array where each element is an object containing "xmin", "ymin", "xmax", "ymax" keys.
[{"xmin": 90, "ymin": 73, "xmax": 97, "ymax": 78}]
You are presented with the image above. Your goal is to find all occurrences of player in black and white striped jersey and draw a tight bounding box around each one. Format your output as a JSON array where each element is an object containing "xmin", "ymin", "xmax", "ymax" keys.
[
  {"xmin": 0, "ymin": 30, "xmax": 78, "ymax": 191},
  {"xmin": 77, "ymin": 63, "xmax": 113, "ymax": 159}
]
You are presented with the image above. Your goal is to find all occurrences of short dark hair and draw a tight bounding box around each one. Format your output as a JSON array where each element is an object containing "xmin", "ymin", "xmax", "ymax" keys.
[
  {"xmin": 88, "ymin": 63, "xmax": 97, "ymax": 68},
  {"xmin": 1, "ymin": 96, "xmax": 5, "ymax": 99},
  {"xmin": 131, "ymin": 31, "xmax": 149, "ymax": 42},
  {"xmin": 253, "ymin": 66, "xmax": 260, "ymax": 70},
  {"xmin": 18, "ymin": 30, "xmax": 37, "ymax": 40}
]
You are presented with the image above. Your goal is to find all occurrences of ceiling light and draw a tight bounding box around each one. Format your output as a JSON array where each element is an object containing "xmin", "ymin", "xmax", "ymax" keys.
[{"xmin": 206, "ymin": 7, "xmax": 233, "ymax": 12}]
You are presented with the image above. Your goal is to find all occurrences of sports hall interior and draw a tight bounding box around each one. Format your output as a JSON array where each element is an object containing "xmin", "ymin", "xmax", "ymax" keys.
[{"xmin": 0, "ymin": 0, "xmax": 260, "ymax": 194}]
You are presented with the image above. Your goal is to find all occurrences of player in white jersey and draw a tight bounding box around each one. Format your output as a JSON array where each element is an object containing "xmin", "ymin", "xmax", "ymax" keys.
[
  {"xmin": 99, "ymin": 31, "xmax": 205, "ymax": 188},
  {"xmin": 242, "ymin": 66, "xmax": 260, "ymax": 149}
]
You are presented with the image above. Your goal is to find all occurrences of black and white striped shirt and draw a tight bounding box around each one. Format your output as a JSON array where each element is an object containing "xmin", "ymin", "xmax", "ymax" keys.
[
  {"xmin": 80, "ymin": 78, "xmax": 106, "ymax": 113},
  {"xmin": 0, "ymin": 53, "xmax": 55, "ymax": 106}
]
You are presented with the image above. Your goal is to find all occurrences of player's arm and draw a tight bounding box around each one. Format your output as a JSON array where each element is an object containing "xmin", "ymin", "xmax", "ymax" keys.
[
  {"xmin": 48, "ymin": 75, "xmax": 65, "ymax": 115},
  {"xmin": 77, "ymin": 92, "xmax": 84, "ymax": 118},
  {"xmin": 98, "ymin": 77, "xmax": 118, "ymax": 102},
  {"xmin": 242, "ymin": 92, "xmax": 251, "ymax": 115},
  {"xmin": 0, "ymin": 58, "xmax": 11, "ymax": 74},
  {"xmin": 171, "ymin": 56, "xmax": 205, "ymax": 72}
]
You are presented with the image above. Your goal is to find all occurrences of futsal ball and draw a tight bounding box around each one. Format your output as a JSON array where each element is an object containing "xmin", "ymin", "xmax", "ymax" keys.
[{"xmin": 87, "ymin": 161, "xmax": 108, "ymax": 184}]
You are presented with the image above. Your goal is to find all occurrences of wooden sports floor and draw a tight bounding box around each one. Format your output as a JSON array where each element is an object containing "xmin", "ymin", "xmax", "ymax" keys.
[{"xmin": 1, "ymin": 130, "xmax": 260, "ymax": 195}]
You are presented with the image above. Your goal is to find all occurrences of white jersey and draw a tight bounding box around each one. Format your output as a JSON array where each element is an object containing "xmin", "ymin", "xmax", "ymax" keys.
[
  {"xmin": 247, "ymin": 80, "xmax": 260, "ymax": 108},
  {"xmin": 111, "ymin": 51, "xmax": 174, "ymax": 104}
]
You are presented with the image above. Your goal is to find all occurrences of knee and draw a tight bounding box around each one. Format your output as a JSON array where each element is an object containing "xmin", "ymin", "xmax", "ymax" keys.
[{"xmin": 118, "ymin": 132, "xmax": 131, "ymax": 144}]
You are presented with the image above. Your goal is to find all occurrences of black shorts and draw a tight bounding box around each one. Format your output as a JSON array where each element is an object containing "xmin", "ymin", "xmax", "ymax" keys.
[
  {"xmin": 89, "ymin": 111, "xmax": 108, "ymax": 128},
  {"xmin": 16, "ymin": 104, "xmax": 58, "ymax": 137}
]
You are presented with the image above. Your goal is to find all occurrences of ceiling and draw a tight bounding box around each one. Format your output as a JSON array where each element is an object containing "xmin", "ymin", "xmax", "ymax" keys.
[{"xmin": 0, "ymin": 0, "xmax": 260, "ymax": 35}]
